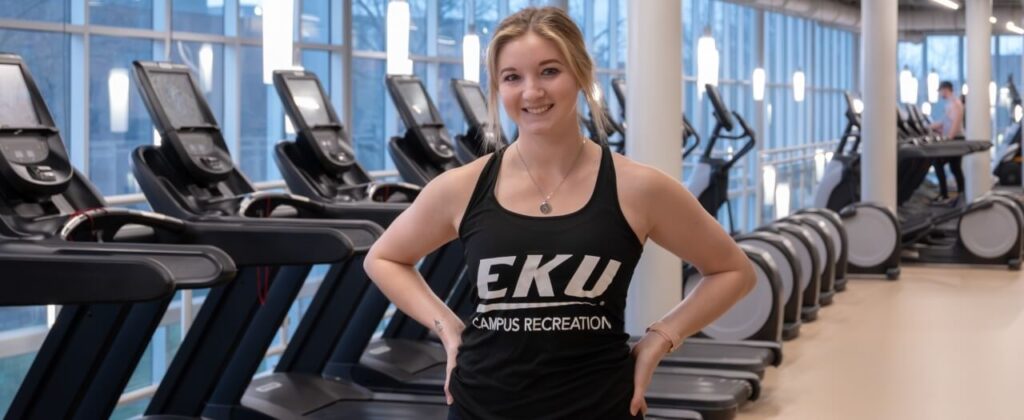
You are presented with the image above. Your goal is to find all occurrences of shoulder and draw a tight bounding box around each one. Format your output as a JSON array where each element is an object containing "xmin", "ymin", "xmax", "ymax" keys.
[{"xmin": 610, "ymin": 152, "xmax": 684, "ymax": 198}]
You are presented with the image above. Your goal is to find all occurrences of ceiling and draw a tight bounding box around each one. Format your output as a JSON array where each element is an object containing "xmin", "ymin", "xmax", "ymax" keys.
[{"xmin": 840, "ymin": 0, "xmax": 1021, "ymax": 11}]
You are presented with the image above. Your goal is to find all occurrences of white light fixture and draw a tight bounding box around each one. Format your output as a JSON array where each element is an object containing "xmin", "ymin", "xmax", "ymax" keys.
[
  {"xmin": 1007, "ymin": 21, "xmax": 1024, "ymax": 35},
  {"xmin": 108, "ymin": 68, "xmax": 130, "ymax": 134},
  {"xmin": 387, "ymin": 0, "xmax": 412, "ymax": 75},
  {"xmin": 462, "ymin": 32, "xmax": 480, "ymax": 83},
  {"xmin": 989, "ymin": 81, "xmax": 997, "ymax": 107},
  {"xmin": 962, "ymin": 83, "xmax": 969, "ymax": 96},
  {"xmin": 776, "ymin": 183, "xmax": 791, "ymax": 218},
  {"xmin": 763, "ymin": 165, "xmax": 777, "ymax": 205},
  {"xmin": 47, "ymin": 305, "xmax": 57, "ymax": 329},
  {"xmin": 990, "ymin": 16, "xmax": 998, "ymax": 24},
  {"xmin": 792, "ymin": 70, "xmax": 805, "ymax": 102},
  {"xmin": 927, "ymin": 70, "xmax": 940, "ymax": 103},
  {"xmin": 814, "ymin": 148, "xmax": 826, "ymax": 181},
  {"xmin": 199, "ymin": 43, "xmax": 214, "ymax": 93},
  {"xmin": 852, "ymin": 98, "xmax": 864, "ymax": 114},
  {"xmin": 921, "ymin": 101, "xmax": 932, "ymax": 116},
  {"xmin": 930, "ymin": 0, "xmax": 960, "ymax": 10},
  {"xmin": 752, "ymin": 67, "xmax": 766, "ymax": 101},
  {"xmin": 825, "ymin": 151, "xmax": 834, "ymax": 161},
  {"xmin": 899, "ymin": 67, "xmax": 917, "ymax": 104},
  {"xmin": 1015, "ymin": 104, "xmax": 1023, "ymax": 122},
  {"xmin": 262, "ymin": 0, "xmax": 295, "ymax": 84},
  {"xmin": 696, "ymin": 27, "xmax": 719, "ymax": 99}
]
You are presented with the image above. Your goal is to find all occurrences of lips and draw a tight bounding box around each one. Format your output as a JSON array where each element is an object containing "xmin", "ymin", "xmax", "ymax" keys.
[{"xmin": 523, "ymin": 104, "xmax": 554, "ymax": 114}]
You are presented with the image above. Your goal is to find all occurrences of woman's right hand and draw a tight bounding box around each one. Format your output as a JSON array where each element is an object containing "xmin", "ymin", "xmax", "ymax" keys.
[{"xmin": 438, "ymin": 319, "xmax": 465, "ymax": 405}]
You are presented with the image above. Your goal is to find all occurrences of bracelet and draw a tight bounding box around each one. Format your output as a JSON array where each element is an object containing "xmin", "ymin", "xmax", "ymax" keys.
[{"xmin": 645, "ymin": 321, "xmax": 682, "ymax": 353}]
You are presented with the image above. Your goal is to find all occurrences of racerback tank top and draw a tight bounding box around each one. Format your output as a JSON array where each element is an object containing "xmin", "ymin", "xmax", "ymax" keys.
[{"xmin": 449, "ymin": 144, "xmax": 645, "ymax": 419}]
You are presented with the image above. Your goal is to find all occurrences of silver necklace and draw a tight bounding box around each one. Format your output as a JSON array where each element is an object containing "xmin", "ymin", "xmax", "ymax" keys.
[{"xmin": 515, "ymin": 139, "xmax": 587, "ymax": 215}]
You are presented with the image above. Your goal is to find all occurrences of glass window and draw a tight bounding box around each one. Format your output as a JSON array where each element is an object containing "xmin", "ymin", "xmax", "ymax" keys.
[
  {"xmin": 590, "ymin": 0, "xmax": 611, "ymax": 68},
  {"xmin": 0, "ymin": 351, "xmax": 38, "ymax": 413},
  {"xmin": 351, "ymin": 57, "xmax": 388, "ymax": 170},
  {"xmin": 172, "ymin": 0, "xmax": 225, "ymax": 35},
  {"xmin": 927, "ymin": 35, "xmax": 961, "ymax": 84},
  {"xmin": 238, "ymin": 45, "xmax": 281, "ymax": 181},
  {"xmin": 170, "ymin": 41, "xmax": 225, "ymax": 124},
  {"xmin": 438, "ymin": 62, "xmax": 466, "ymax": 134},
  {"xmin": 437, "ymin": 0, "xmax": 464, "ymax": 58},
  {"xmin": 353, "ymin": 0, "xmax": 387, "ymax": 52},
  {"xmin": 239, "ymin": 0, "xmax": 264, "ymax": 38},
  {"xmin": 301, "ymin": 0, "xmax": 331, "ymax": 44},
  {"xmin": 301, "ymin": 49, "xmax": 332, "ymax": 94},
  {"xmin": 409, "ymin": 0, "xmax": 427, "ymax": 55},
  {"xmin": 89, "ymin": 36, "xmax": 154, "ymax": 197},
  {"xmin": 0, "ymin": 0, "xmax": 67, "ymax": 22},
  {"xmin": 90, "ymin": 0, "xmax": 153, "ymax": 28}
]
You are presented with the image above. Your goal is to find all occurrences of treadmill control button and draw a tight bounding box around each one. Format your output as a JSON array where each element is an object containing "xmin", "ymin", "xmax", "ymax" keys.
[
  {"xmin": 28, "ymin": 165, "xmax": 56, "ymax": 182},
  {"xmin": 200, "ymin": 156, "xmax": 225, "ymax": 171}
]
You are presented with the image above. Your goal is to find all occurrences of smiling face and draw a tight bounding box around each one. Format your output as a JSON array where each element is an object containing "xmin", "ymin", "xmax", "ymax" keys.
[{"xmin": 496, "ymin": 32, "xmax": 581, "ymax": 138}]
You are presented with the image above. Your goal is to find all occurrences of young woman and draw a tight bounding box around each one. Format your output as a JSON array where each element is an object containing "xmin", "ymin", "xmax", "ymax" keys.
[{"xmin": 364, "ymin": 7, "xmax": 755, "ymax": 419}]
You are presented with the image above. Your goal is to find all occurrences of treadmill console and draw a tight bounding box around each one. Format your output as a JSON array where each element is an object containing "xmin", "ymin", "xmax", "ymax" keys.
[
  {"xmin": 273, "ymin": 70, "xmax": 357, "ymax": 171},
  {"xmin": 611, "ymin": 77, "xmax": 627, "ymax": 119},
  {"xmin": 0, "ymin": 55, "xmax": 72, "ymax": 196},
  {"xmin": 451, "ymin": 79, "xmax": 505, "ymax": 147},
  {"xmin": 132, "ymin": 61, "xmax": 233, "ymax": 184},
  {"xmin": 386, "ymin": 75, "xmax": 456, "ymax": 165}
]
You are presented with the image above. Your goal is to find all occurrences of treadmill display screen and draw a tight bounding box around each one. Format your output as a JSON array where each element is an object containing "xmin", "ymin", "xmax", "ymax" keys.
[
  {"xmin": 150, "ymin": 72, "xmax": 210, "ymax": 128},
  {"xmin": 462, "ymin": 86, "xmax": 489, "ymax": 126},
  {"xmin": 0, "ymin": 64, "xmax": 40, "ymax": 127},
  {"xmin": 397, "ymin": 81, "xmax": 440, "ymax": 126},
  {"xmin": 286, "ymin": 78, "xmax": 332, "ymax": 127}
]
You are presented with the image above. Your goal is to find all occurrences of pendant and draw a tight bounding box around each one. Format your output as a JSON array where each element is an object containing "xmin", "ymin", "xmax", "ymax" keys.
[{"xmin": 539, "ymin": 201, "xmax": 552, "ymax": 215}]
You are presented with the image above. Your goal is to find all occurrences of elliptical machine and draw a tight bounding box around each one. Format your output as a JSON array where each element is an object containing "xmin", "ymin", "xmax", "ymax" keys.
[
  {"xmin": 687, "ymin": 85, "xmax": 755, "ymax": 233},
  {"xmin": 812, "ymin": 92, "xmax": 902, "ymax": 279}
]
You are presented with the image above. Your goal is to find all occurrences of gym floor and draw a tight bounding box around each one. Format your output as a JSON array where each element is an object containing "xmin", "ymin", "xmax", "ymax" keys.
[{"xmin": 740, "ymin": 266, "xmax": 1024, "ymax": 420}]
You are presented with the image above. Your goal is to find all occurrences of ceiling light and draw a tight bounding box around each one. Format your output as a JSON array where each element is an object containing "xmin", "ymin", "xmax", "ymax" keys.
[{"xmin": 931, "ymin": 0, "xmax": 960, "ymax": 10}]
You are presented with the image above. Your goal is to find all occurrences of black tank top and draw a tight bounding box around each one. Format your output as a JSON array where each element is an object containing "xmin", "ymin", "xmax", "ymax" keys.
[{"xmin": 450, "ymin": 144, "xmax": 644, "ymax": 419}]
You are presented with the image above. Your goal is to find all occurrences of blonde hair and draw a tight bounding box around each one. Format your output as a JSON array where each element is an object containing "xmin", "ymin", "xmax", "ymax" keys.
[{"xmin": 484, "ymin": 6, "xmax": 609, "ymax": 150}]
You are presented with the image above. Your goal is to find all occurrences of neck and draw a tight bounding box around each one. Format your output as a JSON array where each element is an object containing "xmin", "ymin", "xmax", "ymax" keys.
[{"xmin": 515, "ymin": 119, "xmax": 590, "ymax": 170}]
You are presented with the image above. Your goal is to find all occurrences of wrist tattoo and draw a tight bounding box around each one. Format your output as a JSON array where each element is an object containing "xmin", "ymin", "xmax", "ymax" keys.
[{"xmin": 435, "ymin": 319, "xmax": 444, "ymax": 335}]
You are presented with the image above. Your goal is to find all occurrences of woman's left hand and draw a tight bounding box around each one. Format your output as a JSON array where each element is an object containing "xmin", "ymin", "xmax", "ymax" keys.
[{"xmin": 629, "ymin": 333, "xmax": 673, "ymax": 416}]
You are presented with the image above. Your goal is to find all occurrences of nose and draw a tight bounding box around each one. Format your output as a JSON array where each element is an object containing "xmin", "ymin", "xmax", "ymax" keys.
[{"xmin": 522, "ymin": 77, "xmax": 546, "ymax": 103}]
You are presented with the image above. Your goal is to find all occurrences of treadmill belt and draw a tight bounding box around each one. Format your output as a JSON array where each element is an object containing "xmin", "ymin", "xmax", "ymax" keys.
[{"xmin": 313, "ymin": 400, "xmax": 450, "ymax": 419}]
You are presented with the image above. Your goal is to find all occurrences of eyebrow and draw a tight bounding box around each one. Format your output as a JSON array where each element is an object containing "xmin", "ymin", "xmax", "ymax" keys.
[{"xmin": 498, "ymin": 58, "xmax": 565, "ymax": 74}]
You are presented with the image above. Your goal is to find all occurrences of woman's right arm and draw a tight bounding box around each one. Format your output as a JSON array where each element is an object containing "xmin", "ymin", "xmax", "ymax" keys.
[{"xmin": 363, "ymin": 167, "xmax": 472, "ymax": 348}]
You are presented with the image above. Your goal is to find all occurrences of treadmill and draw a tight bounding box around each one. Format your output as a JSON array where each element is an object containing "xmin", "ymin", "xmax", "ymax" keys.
[
  {"xmin": 450, "ymin": 78, "xmax": 509, "ymax": 161},
  {"xmin": 270, "ymin": 70, "xmax": 421, "ymax": 205},
  {"xmin": 811, "ymin": 92, "xmax": 902, "ymax": 279},
  {"xmin": 0, "ymin": 53, "xmax": 281, "ymax": 419},
  {"xmin": 271, "ymin": 69, "xmax": 461, "ymax": 394},
  {"xmin": 271, "ymin": 71, "xmax": 702, "ymax": 420},
  {"xmin": 130, "ymin": 61, "xmax": 454, "ymax": 418},
  {"xmin": 386, "ymin": 74, "xmax": 762, "ymax": 420}
]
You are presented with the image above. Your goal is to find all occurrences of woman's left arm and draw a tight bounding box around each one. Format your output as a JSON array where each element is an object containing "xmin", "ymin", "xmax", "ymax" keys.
[{"xmin": 628, "ymin": 166, "xmax": 756, "ymax": 416}]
